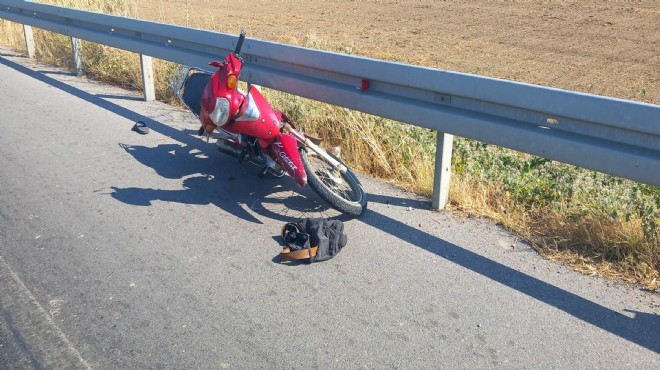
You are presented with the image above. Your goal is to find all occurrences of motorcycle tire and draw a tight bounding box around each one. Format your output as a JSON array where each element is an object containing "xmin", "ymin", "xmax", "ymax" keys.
[{"xmin": 300, "ymin": 147, "xmax": 367, "ymax": 216}]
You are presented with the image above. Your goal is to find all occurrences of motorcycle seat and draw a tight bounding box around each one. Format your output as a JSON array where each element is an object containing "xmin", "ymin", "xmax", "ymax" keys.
[{"xmin": 181, "ymin": 72, "xmax": 212, "ymax": 117}]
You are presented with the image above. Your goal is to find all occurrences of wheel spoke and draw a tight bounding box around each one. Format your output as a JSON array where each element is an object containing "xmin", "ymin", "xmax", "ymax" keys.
[
  {"xmin": 301, "ymin": 147, "xmax": 366, "ymax": 216},
  {"xmin": 310, "ymin": 157, "xmax": 357, "ymax": 202}
]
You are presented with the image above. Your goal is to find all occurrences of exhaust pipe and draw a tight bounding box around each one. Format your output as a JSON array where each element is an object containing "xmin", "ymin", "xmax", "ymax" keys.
[
  {"xmin": 216, "ymin": 138, "xmax": 271, "ymax": 169},
  {"xmin": 215, "ymin": 138, "xmax": 243, "ymax": 157}
]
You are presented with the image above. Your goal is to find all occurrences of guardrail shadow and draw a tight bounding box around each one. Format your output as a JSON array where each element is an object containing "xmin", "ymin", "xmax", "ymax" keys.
[
  {"xmin": 362, "ymin": 195, "xmax": 659, "ymax": 354},
  {"xmin": 2, "ymin": 53, "xmax": 657, "ymax": 354}
]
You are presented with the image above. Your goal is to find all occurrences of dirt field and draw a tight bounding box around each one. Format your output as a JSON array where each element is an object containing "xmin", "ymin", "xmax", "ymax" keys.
[{"xmin": 132, "ymin": 0, "xmax": 659, "ymax": 105}]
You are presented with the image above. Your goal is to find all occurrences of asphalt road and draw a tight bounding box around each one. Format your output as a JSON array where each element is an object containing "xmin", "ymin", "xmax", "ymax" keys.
[{"xmin": 0, "ymin": 46, "xmax": 658, "ymax": 369}]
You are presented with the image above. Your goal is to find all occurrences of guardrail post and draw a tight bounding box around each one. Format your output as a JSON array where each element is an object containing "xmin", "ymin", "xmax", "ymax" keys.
[
  {"xmin": 140, "ymin": 54, "xmax": 155, "ymax": 101},
  {"xmin": 70, "ymin": 37, "xmax": 82, "ymax": 76},
  {"xmin": 431, "ymin": 131, "xmax": 454, "ymax": 210},
  {"xmin": 22, "ymin": 25, "xmax": 35, "ymax": 58}
]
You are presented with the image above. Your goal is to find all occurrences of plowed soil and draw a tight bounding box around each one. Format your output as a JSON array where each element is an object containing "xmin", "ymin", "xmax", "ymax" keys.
[{"xmin": 134, "ymin": 0, "xmax": 660, "ymax": 104}]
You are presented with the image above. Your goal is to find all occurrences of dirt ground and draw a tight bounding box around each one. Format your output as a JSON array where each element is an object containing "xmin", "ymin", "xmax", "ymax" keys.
[{"xmin": 132, "ymin": 0, "xmax": 660, "ymax": 105}]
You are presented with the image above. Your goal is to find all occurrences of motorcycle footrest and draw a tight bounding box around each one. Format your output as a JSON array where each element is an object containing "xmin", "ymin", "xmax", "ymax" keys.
[{"xmin": 237, "ymin": 149, "xmax": 248, "ymax": 163}]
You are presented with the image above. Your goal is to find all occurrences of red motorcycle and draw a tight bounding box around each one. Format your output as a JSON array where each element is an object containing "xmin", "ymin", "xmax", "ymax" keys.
[{"xmin": 171, "ymin": 30, "xmax": 367, "ymax": 216}]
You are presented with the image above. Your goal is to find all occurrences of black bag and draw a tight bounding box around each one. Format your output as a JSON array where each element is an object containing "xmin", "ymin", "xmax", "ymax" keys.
[{"xmin": 280, "ymin": 218, "xmax": 348, "ymax": 262}]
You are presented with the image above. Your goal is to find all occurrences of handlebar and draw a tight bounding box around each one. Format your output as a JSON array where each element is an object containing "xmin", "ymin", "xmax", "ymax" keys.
[{"xmin": 234, "ymin": 29, "xmax": 246, "ymax": 55}]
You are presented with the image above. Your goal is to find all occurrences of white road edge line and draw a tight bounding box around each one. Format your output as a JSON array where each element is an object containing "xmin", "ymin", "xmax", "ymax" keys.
[{"xmin": 0, "ymin": 255, "xmax": 92, "ymax": 370}]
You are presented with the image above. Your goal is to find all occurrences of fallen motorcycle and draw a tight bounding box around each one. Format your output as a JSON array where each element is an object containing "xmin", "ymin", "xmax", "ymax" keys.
[{"xmin": 170, "ymin": 30, "xmax": 367, "ymax": 216}]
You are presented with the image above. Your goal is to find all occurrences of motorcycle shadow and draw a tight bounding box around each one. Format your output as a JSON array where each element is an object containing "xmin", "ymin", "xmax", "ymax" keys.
[{"xmin": 111, "ymin": 142, "xmax": 349, "ymax": 223}]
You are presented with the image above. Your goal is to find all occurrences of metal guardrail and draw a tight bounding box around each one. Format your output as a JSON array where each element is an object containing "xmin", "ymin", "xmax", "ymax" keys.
[{"xmin": 1, "ymin": 0, "xmax": 659, "ymax": 208}]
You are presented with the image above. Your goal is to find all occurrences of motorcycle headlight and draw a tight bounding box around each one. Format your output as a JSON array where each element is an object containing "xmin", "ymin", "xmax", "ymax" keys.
[{"xmin": 209, "ymin": 97, "xmax": 230, "ymax": 126}]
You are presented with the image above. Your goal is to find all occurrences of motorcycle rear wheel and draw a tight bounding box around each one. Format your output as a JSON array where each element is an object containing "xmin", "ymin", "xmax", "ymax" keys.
[{"xmin": 300, "ymin": 148, "xmax": 367, "ymax": 216}]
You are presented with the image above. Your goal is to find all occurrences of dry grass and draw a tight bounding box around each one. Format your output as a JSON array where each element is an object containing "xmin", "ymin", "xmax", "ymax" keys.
[
  {"xmin": 1, "ymin": 0, "xmax": 658, "ymax": 291},
  {"xmin": 447, "ymin": 172, "xmax": 659, "ymax": 291}
]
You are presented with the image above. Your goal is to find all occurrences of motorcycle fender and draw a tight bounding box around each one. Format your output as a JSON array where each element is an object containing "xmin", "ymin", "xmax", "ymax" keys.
[{"xmin": 271, "ymin": 134, "xmax": 307, "ymax": 188}]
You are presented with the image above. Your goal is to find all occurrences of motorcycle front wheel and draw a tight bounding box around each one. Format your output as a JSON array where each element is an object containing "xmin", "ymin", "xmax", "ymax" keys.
[{"xmin": 300, "ymin": 148, "xmax": 367, "ymax": 216}]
